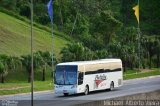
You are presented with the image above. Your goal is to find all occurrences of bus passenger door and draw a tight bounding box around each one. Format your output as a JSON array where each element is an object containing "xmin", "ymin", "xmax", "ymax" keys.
[{"xmin": 77, "ymin": 72, "xmax": 84, "ymax": 93}]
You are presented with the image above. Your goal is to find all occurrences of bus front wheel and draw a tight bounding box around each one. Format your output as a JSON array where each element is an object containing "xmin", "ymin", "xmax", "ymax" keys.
[
  {"xmin": 84, "ymin": 85, "xmax": 89, "ymax": 95},
  {"xmin": 64, "ymin": 93, "xmax": 68, "ymax": 96}
]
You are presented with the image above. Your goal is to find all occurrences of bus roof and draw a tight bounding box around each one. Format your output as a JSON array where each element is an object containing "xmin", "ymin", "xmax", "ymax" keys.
[{"xmin": 57, "ymin": 59, "xmax": 121, "ymax": 66}]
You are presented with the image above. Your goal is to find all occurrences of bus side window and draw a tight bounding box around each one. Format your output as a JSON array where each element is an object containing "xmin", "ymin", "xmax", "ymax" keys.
[{"xmin": 78, "ymin": 72, "xmax": 84, "ymax": 85}]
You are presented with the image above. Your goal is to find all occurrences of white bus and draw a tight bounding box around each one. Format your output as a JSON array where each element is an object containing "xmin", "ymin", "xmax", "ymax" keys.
[{"xmin": 54, "ymin": 59, "xmax": 123, "ymax": 96}]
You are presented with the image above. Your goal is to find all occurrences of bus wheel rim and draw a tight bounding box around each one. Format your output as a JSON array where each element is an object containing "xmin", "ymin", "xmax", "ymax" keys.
[{"xmin": 85, "ymin": 87, "xmax": 88, "ymax": 95}]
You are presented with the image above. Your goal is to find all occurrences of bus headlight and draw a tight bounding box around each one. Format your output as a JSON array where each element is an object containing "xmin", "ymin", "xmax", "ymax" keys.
[
  {"xmin": 55, "ymin": 85, "xmax": 58, "ymax": 88},
  {"xmin": 55, "ymin": 85, "xmax": 63, "ymax": 88},
  {"xmin": 71, "ymin": 85, "xmax": 77, "ymax": 88}
]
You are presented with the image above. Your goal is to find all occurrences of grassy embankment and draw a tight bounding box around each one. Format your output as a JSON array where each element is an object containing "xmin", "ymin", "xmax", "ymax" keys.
[{"xmin": 0, "ymin": 10, "xmax": 70, "ymax": 57}]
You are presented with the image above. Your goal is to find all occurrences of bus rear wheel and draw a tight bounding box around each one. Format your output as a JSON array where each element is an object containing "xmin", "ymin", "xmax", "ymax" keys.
[
  {"xmin": 64, "ymin": 93, "xmax": 68, "ymax": 96},
  {"xmin": 84, "ymin": 86, "xmax": 89, "ymax": 95},
  {"xmin": 110, "ymin": 81, "xmax": 114, "ymax": 91}
]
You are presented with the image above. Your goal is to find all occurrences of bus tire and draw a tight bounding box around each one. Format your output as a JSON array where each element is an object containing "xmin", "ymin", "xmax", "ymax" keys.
[
  {"xmin": 110, "ymin": 81, "xmax": 114, "ymax": 91},
  {"xmin": 64, "ymin": 93, "xmax": 68, "ymax": 96},
  {"xmin": 84, "ymin": 85, "xmax": 89, "ymax": 95}
]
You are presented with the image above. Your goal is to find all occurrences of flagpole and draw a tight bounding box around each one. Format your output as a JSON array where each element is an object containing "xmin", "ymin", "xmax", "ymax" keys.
[
  {"xmin": 137, "ymin": 0, "xmax": 140, "ymax": 71},
  {"xmin": 47, "ymin": 0, "xmax": 54, "ymax": 87},
  {"xmin": 49, "ymin": 0, "xmax": 54, "ymax": 85},
  {"xmin": 30, "ymin": 0, "xmax": 34, "ymax": 106},
  {"xmin": 51, "ymin": 19, "xmax": 54, "ymax": 82}
]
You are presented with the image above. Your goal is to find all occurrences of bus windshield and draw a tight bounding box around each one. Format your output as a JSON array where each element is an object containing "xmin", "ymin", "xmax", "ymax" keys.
[{"xmin": 55, "ymin": 65, "xmax": 77, "ymax": 85}]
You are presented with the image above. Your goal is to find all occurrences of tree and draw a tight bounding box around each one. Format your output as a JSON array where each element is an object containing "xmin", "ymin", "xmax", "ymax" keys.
[
  {"xmin": 141, "ymin": 36, "xmax": 157, "ymax": 68},
  {"xmin": 0, "ymin": 61, "xmax": 5, "ymax": 83},
  {"xmin": 0, "ymin": 0, "xmax": 17, "ymax": 11},
  {"xmin": 61, "ymin": 43, "xmax": 93, "ymax": 62},
  {"xmin": 0, "ymin": 55, "xmax": 9, "ymax": 83},
  {"xmin": 21, "ymin": 55, "xmax": 32, "ymax": 83},
  {"xmin": 121, "ymin": 27, "xmax": 138, "ymax": 69},
  {"xmin": 155, "ymin": 38, "xmax": 160, "ymax": 68},
  {"xmin": 93, "ymin": 11, "xmax": 122, "ymax": 45},
  {"xmin": 7, "ymin": 56, "xmax": 22, "ymax": 72},
  {"xmin": 140, "ymin": 0, "xmax": 160, "ymax": 35},
  {"xmin": 93, "ymin": 50, "xmax": 109, "ymax": 60},
  {"xmin": 34, "ymin": 51, "xmax": 52, "ymax": 81},
  {"xmin": 18, "ymin": 2, "xmax": 30, "ymax": 18}
]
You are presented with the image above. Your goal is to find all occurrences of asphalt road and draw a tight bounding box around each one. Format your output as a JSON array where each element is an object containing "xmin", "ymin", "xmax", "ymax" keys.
[{"xmin": 0, "ymin": 76, "xmax": 160, "ymax": 106}]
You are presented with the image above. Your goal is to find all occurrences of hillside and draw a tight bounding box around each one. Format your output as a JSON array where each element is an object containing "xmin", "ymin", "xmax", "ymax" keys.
[
  {"xmin": 0, "ymin": 0, "xmax": 159, "ymax": 69},
  {"xmin": 0, "ymin": 11, "xmax": 69, "ymax": 57}
]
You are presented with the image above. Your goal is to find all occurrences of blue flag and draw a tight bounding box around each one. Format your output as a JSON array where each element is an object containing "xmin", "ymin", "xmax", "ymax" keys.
[{"xmin": 47, "ymin": 0, "xmax": 53, "ymax": 22}]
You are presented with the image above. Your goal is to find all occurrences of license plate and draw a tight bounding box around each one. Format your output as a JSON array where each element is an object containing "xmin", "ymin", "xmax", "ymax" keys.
[{"xmin": 63, "ymin": 90, "xmax": 67, "ymax": 93}]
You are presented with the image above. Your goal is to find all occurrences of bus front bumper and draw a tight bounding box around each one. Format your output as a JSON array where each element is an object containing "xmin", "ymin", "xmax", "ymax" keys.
[{"xmin": 55, "ymin": 85, "xmax": 77, "ymax": 94}]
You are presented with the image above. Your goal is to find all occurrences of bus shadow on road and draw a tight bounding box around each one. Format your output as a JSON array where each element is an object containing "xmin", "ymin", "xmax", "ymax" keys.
[{"xmin": 57, "ymin": 89, "xmax": 119, "ymax": 98}]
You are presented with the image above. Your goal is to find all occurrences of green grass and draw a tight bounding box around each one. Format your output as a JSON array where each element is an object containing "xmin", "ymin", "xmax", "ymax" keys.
[
  {"xmin": 0, "ymin": 11, "xmax": 70, "ymax": 57},
  {"xmin": 124, "ymin": 69, "xmax": 140, "ymax": 74},
  {"xmin": 0, "ymin": 81, "xmax": 53, "ymax": 95},
  {"xmin": 0, "ymin": 67, "xmax": 54, "ymax": 95},
  {"xmin": 124, "ymin": 69, "xmax": 160, "ymax": 80},
  {"xmin": 0, "ymin": 8, "xmax": 72, "ymax": 41}
]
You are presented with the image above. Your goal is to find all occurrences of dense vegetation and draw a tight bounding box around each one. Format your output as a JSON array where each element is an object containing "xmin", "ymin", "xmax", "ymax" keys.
[
  {"xmin": 0, "ymin": 51, "xmax": 57, "ymax": 83},
  {"xmin": 0, "ymin": 0, "xmax": 159, "ymax": 83}
]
